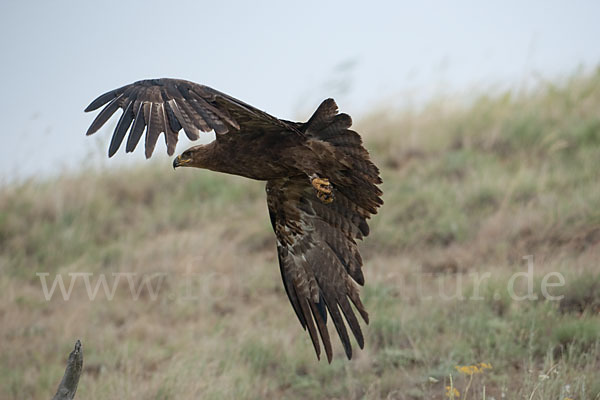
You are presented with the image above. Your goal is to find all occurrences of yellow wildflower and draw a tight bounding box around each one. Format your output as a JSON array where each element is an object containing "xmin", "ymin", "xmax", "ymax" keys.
[
  {"xmin": 455, "ymin": 365, "xmax": 480, "ymax": 375},
  {"xmin": 455, "ymin": 362, "xmax": 492, "ymax": 375},
  {"xmin": 479, "ymin": 362, "xmax": 492, "ymax": 370},
  {"xmin": 445, "ymin": 386, "xmax": 460, "ymax": 398}
]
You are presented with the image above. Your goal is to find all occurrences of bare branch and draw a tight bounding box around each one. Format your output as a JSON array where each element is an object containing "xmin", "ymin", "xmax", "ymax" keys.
[{"xmin": 52, "ymin": 340, "xmax": 83, "ymax": 400}]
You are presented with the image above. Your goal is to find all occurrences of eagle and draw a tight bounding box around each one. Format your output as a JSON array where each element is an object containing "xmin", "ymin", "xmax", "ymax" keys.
[{"xmin": 84, "ymin": 79, "xmax": 383, "ymax": 362}]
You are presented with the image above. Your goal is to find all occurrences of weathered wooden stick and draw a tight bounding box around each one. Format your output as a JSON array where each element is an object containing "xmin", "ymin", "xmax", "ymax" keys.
[{"xmin": 52, "ymin": 340, "xmax": 83, "ymax": 400}]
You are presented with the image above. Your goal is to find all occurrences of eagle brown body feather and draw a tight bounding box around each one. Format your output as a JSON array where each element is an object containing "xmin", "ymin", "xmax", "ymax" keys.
[{"xmin": 85, "ymin": 78, "xmax": 383, "ymax": 362}]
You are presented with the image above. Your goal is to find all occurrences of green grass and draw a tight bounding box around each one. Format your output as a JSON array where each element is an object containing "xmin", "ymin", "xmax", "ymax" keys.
[{"xmin": 1, "ymin": 68, "xmax": 600, "ymax": 399}]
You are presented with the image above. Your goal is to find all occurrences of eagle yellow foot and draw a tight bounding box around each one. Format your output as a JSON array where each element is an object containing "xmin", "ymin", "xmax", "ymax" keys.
[{"xmin": 311, "ymin": 177, "xmax": 334, "ymax": 204}]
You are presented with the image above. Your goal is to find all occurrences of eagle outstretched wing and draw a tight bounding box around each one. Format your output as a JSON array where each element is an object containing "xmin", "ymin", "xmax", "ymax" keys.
[
  {"xmin": 266, "ymin": 175, "xmax": 373, "ymax": 362},
  {"xmin": 84, "ymin": 78, "xmax": 297, "ymax": 158}
]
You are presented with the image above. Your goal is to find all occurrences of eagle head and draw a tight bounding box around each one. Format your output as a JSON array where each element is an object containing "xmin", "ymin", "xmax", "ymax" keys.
[{"xmin": 173, "ymin": 145, "xmax": 212, "ymax": 169}]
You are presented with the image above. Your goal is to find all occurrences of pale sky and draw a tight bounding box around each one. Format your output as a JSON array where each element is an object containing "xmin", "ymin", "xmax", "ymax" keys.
[{"xmin": 1, "ymin": 0, "xmax": 599, "ymax": 183}]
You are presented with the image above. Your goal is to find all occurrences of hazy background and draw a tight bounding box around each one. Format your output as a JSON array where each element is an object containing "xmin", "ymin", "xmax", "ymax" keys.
[{"xmin": 1, "ymin": 0, "xmax": 599, "ymax": 183}]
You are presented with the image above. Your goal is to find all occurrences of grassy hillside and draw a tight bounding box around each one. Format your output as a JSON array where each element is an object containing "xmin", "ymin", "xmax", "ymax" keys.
[{"xmin": 1, "ymin": 68, "xmax": 600, "ymax": 399}]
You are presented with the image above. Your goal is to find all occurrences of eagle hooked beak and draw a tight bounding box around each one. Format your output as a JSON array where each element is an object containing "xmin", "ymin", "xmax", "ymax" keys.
[
  {"xmin": 173, "ymin": 154, "xmax": 191, "ymax": 169},
  {"xmin": 172, "ymin": 156, "xmax": 181, "ymax": 169}
]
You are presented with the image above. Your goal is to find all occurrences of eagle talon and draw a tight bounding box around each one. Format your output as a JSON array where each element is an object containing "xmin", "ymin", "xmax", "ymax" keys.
[
  {"xmin": 311, "ymin": 177, "xmax": 334, "ymax": 204},
  {"xmin": 317, "ymin": 191, "xmax": 334, "ymax": 204}
]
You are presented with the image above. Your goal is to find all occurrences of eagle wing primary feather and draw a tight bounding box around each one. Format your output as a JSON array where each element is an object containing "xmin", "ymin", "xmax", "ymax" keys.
[
  {"xmin": 266, "ymin": 176, "xmax": 371, "ymax": 362},
  {"xmin": 84, "ymin": 78, "xmax": 298, "ymax": 158}
]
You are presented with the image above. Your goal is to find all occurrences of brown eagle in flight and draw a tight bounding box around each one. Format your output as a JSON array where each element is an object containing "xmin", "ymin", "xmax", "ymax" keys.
[{"xmin": 84, "ymin": 79, "xmax": 383, "ymax": 362}]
